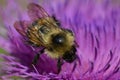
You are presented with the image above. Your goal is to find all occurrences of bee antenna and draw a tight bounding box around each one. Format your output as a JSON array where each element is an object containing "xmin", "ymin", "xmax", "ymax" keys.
[
  {"xmin": 71, "ymin": 61, "xmax": 77, "ymax": 73},
  {"xmin": 76, "ymin": 54, "xmax": 81, "ymax": 65},
  {"xmin": 71, "ymin": 55, "xmax": 81, "ymax": 73},
  {"xmin": 74, "ymin": 41, "xmax": 79, "ymax": 48}
]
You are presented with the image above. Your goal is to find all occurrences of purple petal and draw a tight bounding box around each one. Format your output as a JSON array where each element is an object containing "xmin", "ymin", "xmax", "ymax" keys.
[{"xmin": 0, "ymin": 0, "xmax": 120, "ymax": 80}]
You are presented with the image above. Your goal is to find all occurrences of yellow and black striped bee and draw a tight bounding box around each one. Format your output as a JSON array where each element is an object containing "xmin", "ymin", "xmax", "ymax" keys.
[{"xmin": 14, "ymin": 3, "xmax": 78, "ymax": 73}]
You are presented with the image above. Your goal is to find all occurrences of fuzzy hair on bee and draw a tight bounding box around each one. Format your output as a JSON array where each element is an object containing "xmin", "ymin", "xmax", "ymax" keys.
[{"xmin": 14, "ymin": 3, "xmax": 78, "ymax": 73}]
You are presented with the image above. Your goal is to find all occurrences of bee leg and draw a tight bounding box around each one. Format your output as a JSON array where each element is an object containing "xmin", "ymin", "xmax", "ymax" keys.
[
  {"xmin": 52, "ymin": 15, "xmax": 61, "ymax": 26},
  {"xmin": 32, "ymin": 48, "xmax": 44, "ymax": 65},
  {"xmin": 32, "ymin": 53, "xmax": 40, "ymax": 65},
  {"xmin": 57, "ymin": 58, "xmax": 63, "ymax": 73}
]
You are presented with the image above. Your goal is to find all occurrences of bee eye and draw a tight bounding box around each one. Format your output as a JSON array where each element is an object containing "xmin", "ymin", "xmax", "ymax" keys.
[
  {"xmin": 52, "ymin": 35, "xmax": 65, "ymax": 44},
  {"xmin": 39, "ymin": 25, "xmax": 49, "ymax": 34}
]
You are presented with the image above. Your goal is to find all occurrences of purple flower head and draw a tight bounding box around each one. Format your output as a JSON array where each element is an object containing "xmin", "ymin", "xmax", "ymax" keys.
[{"xmin": 0, "ymin": 0, "xmax": 120, "ymax": 80}]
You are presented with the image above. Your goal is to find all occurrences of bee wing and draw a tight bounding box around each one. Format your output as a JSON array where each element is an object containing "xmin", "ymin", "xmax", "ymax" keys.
[
  {"xmin": 27, "ymin": 3, "xmax": 60, "ymax": 29},
  {"xmin": 14, "ymin": 20, "xmax": 30, "ymax": 36},
  {"xmin": 27, "ymin": 26, "xmax": 45, "ymax": 47},
  {"xmin": 14, "ymin": 21, "xmax": 45, "ymax": 46},
  {"xmin": 27, "ymin": 3, "xmax": 49, "ymax": 21}
]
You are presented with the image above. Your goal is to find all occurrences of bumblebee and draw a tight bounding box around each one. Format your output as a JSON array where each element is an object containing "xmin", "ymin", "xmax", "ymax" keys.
[{"xmin": 14, "ymin": 3, "xmax": 78, "ymax": 73}]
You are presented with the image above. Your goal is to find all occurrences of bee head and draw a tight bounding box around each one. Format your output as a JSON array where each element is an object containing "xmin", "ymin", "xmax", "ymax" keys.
[{"xmin": 62, "ymin": 46, "xmax": 77, "ymax": 63}]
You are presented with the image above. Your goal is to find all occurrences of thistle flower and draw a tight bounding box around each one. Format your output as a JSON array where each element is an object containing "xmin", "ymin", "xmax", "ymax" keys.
[{"xmin": 0, "ymin": 0, "xmax": 120, "ymax": 80}]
